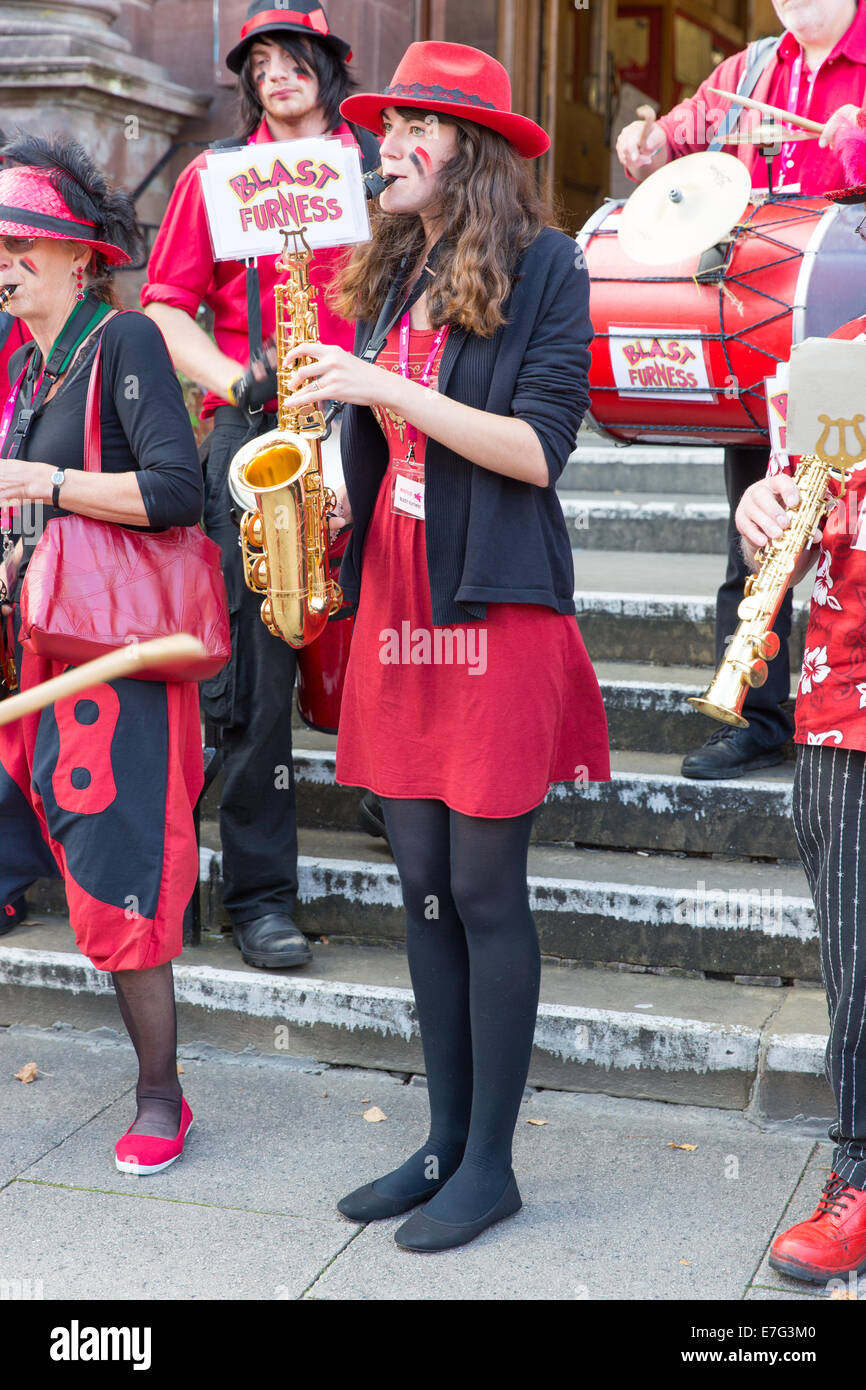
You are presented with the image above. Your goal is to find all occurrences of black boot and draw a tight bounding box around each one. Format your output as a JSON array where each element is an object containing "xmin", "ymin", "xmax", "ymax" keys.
[{"xmin": 232, "ymin": 912, "xmax": 312, "ymax": 968}]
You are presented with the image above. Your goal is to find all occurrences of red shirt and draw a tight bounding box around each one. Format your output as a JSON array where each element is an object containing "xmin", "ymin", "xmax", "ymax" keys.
[
  {"xmin": 657, "ymin": 7, "xmax": 866, "ymax": 194},
  {"xmin": 142, "ymin": 118, "xmax": 362, "ymax": 417},
  {"xmin": 770, "ymin": 315, "xmax": 866, "ymax": 750}
]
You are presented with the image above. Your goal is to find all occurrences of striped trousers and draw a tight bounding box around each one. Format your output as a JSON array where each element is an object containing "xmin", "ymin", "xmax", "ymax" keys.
[{"xmin": 793, "ymin": 743, "xmax": 866, "ymax": 1189}]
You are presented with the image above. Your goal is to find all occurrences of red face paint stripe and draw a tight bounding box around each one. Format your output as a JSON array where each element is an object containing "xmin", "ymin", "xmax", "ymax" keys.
[
  {"xmin": 412, "ymin": 146, "xmax": 432, "ymax": 170},
  {"xmin": 20, "ymin": 258, "xmax": 38, "ymax": 275}
]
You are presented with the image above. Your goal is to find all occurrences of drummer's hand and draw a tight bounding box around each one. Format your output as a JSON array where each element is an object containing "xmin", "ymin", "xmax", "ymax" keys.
[
  {"xmin": 736, "ymin": 475, "xmax": 801, "ymax": 556},
  {"xmin": 284, "ymin": 342, "xmax": 389, "ymax": 411},
  {"xmin": 328, "ymin": 485, "xmax": 351, "ymax": 540},
  {"xmin": 616, "ymin": 118, "xmax": 669, "ymax": 178},
  {"xmin": 820, "ymin": 104, "xmax": 864, "ymax": 149}
]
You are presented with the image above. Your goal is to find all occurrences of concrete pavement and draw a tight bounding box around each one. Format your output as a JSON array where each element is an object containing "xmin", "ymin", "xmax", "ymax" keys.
[{"xmin": 0, "ymin": 1021, "xmax": 854, "ymax": 1303}]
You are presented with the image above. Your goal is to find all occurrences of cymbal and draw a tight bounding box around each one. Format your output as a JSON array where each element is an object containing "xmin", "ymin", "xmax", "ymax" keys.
[
  {"xmin": 723, "ymin": 124, "xmax": 816, "ymax": 146},
  {"xmin": 618, "ymin": 151, "xmax": 752, "ymax": 266}
]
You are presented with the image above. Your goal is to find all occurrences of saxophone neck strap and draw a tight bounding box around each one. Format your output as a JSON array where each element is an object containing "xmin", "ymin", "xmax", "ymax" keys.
[{"xmin": 362, "ymin": 238, "xmax": 444, "ymax": 366}]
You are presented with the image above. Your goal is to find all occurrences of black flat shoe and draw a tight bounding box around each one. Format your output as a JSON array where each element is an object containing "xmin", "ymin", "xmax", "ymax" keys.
[
  {"xmin": 680, "ymin": 726, "xmax": 787, "ymax": 781},
  {"xmin": 232, "ymin": 913, "xmax": 312, "ymax": 969},
  {"xmin": 337, "ymin": 1180, "xmax": 444, "ymax": 1223},
  {"xmin": 394, "ymin": 1173, "xmax": 522, "ymax": 1252}
]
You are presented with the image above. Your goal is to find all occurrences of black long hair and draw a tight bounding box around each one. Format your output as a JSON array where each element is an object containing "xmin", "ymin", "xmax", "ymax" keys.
[
  {"xmin": 237, "ymin": 34, "xmax": 356, "ymax": 137},
  {"xmin": 0, "ymin": 133, "xmax": 142, "ymax": 304}
]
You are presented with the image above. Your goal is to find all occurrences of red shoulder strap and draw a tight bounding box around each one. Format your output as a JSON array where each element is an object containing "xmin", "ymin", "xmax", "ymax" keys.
[{"xmin": 83, "ymin": 341, "xmax": 103, "ymax": 474}]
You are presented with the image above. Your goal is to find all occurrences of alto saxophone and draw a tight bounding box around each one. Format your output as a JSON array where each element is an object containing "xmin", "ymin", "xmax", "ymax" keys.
[
  {"xmin": 688, "ymin": 454, "xmax": 844, "ymax": 728},
  {"xmin": 228, "ymin": 228, "xmax": 341, "ymax": 648}
]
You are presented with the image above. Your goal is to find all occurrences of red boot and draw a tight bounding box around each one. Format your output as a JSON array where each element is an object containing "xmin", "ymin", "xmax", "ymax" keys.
[{"xmin": 769, "ymin": 1173, "xmax": 866, "ymax": 1282}]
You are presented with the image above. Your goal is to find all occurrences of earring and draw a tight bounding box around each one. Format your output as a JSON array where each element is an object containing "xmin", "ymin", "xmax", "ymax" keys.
[{"xmin": 75, "ymin": 266, "xmax": 85, "ymax": 302}]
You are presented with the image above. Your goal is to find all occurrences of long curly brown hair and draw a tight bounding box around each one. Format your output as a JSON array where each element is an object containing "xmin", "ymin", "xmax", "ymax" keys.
[{"xmin": 330, "ymin": 111, "xmax": 555, "ymax": 337}]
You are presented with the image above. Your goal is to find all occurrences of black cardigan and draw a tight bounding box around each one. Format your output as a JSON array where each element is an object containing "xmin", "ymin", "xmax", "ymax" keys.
[{"xmin": 339, "ymin": 226, "xmax": 592, "ymax": 626}]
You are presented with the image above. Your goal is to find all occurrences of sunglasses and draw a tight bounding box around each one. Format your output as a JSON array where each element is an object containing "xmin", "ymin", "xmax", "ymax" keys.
[{"xmin": 0, "ymin": 235, "xmax": 36, "ymax": 254}]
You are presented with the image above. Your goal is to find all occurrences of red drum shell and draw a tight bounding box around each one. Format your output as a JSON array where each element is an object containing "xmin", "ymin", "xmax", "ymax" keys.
[
  {"xmin": 295, "ymin": 525, "xmax": 354, "ymax": 734},
  {"xmin": 578, "ymin": 196, "xmax": 866, "ymax": 446}
]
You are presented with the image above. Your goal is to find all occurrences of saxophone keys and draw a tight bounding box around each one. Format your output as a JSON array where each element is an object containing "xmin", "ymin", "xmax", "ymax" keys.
[
  {"xmin": 743, "ymin": 658, "xmax": 769, "ymax": 689},
  {"xmin": 755, "ymin": 632, "xmax": 780, "ymax": 661}
]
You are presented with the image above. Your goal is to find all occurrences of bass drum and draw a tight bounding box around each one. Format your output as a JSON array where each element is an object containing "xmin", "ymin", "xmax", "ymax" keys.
[
  {"xmin": 577, "ymin": 195, "xmax": 866, "ymax": 446},
  {"xmin": 294, "ymin": 524, "xmax": 354, "ymax": 734}
]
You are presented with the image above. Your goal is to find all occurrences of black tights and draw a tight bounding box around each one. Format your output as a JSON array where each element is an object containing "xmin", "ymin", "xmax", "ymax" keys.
[
  {"xmin": 112, "ymin": 963, "xmax": 182, "ymax": 1138},
  {"xmin": 374, "ymin": 798, "xmax": 540, "ymax": 1223}
]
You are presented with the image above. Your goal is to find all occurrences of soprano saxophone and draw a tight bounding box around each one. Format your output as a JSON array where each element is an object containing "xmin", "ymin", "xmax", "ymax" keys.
[
  {"xmin": 228, "ymin": 228, "xmax": 341, "ymax": 648},
  {"xmin": 688, "ymin": 453, "xmax": 843, "ymax": 728}
]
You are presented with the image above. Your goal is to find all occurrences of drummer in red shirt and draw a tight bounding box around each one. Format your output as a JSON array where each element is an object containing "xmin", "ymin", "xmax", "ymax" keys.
[
  {"xmin": 616, "ymin": 0, "xmax": 866, "ymax": 780},
  {"xmin": 143, "ymin": 2, "xmax": 380, "ymax": 972}
]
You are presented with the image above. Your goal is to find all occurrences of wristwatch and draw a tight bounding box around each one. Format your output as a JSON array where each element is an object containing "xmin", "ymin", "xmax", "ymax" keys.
[{"xmin": 51, "ymin": 469, "xmax": 66, "ymax": 509}]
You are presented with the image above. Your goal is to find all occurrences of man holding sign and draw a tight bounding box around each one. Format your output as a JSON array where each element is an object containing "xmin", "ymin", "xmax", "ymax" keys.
[{"xmin": 143, "ymin": 2, "xmax": 379, "ymax": 971}]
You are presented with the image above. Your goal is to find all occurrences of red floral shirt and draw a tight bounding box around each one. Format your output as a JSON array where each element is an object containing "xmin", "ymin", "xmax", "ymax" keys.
[{"xmin": 770, "ymin": 316, "xmax": 866, "ymax": 749}]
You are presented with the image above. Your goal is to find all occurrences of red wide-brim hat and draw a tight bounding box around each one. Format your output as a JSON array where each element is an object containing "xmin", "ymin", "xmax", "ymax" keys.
[
  {"xmin": 340, "ymin": 41, "xmax": 550, "ymax": 159},
  {"xmin": 225, "ymin": 2, "xmax": 351, "ymax": 74},
  {"xmin": 0, "ymin": 166, "xmax": 130, "ymax": 265}
]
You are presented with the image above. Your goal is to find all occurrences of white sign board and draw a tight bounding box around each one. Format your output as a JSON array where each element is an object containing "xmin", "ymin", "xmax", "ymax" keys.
[
  {"xmin": 200, "ymin": 137, "xmax": 371, "ymax": 261},
  {"xmin": 787, "ymin": 337, "xmax": 866, "ymax": 464},
  {"xmin": 608, "ymin": 326, "xmax": 715, "ymax": 403}
]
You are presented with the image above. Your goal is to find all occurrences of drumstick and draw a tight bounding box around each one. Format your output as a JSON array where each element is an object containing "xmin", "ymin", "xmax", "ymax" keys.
[
  {"xmin": 0, "ymin": 634, "xmax": 207, "ymax": 727},
  {"xmin": 707, "ymin": 87, "xmax": 826, "ymax": 135},
  {"xmin": 636, "ymin": 104, "xmax": 657, "ymax": 153}
]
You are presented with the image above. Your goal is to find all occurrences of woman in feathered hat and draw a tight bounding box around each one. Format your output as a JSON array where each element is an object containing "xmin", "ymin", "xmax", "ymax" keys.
[
  {"xmin": 286, "ymin": 42, "xmax": 610, "ymax": 1252},
  {"xmin": 0, "ymin": 135, "xmax": 209, "ymax": 1177}
]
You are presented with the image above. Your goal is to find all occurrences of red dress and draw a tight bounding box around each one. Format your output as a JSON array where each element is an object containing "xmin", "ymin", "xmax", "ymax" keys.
[{"xmin": 335, "ymin": 324, "xmax": 610, "ymax": 818}]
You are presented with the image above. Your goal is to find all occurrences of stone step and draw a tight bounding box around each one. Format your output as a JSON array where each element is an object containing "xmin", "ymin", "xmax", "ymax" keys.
[
  {"xmin": 0, "ymin": 928, "xmax": 831, "ymax": 1117},
  {"xmin": 563, "ymin": 493, "xmax": 729, "ymax": 552},
  {"xmin": 193, "ymin": 830, "xmax": 818, "ymax": 981},
  {"xmin": 561, "ymin": 445, "xmax": 725, "ymax": 496},
  {"xmin": 573, "ymin": 551, "xmax": 810, "ymax": 668},
  {"xmin": 194, "ymin": 735, "xmax": 800, "ymax": 862},
  {"xmin": 592, "ymin": 660, "xmax": 793, "ymax": 753}
]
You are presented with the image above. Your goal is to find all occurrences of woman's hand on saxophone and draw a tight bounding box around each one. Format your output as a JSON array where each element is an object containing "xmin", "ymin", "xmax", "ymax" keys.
[
  {"xmin": 328, "ymin": 485, "xmax": 352, "ymax": 540},
  {"xmin": 284, "ymin": 341, "xmax": 391, "ymax": 410}
]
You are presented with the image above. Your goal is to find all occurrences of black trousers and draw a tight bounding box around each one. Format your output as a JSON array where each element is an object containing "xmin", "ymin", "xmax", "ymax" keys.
[
  {"xmin": 793, "ymin": 744, "xmax": 866, "ymax": 1189},
  {"xmin": 719, "ymin": 447, "xmax": 794, "ymax": 747},
  {"xmin": 200, "ymin": 408, "xmax": 299, "ymax": 925}
]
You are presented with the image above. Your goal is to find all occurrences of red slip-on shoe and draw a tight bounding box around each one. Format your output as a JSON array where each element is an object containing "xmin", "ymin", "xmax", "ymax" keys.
[
  {"xmin": 769, "ymin": 1172, "xmax": 866, "ymax": 1282},
  {"xmin": 115, "ymin": 1097, "xmax": 193, "ymax": 1175}
]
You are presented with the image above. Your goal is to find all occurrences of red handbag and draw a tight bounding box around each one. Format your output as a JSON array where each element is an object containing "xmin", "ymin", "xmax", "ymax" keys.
[{"xmin": 19, "ymin": 336, "xmax": 231, "ymax": 682}]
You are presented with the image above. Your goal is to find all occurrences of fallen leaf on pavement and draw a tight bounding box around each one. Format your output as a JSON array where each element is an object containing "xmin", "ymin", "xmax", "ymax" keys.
[
  {"xmin": 363, "ymin": 1106, "xmax": 387, "ymax": 1123},
  {"xmin": 526, "ymin": 1118, "xmax": 548, "ymax": 1126},
  {"xmin": 360, "ymin": 1097, "xmax": 371, "ymax": 1103},
  {"xmin": 319, "ymin": 936, "xmax": 330, "ymax": 945},
  {"xmin": 668, "ymin": 1143, "xmax": 698, "ymax": 1151},
  {"xmin": 680, "ymin": 1259, "xmax": 691, "ymax": 1266},
  {"xmin": 830, "ymin": 1289, "xmax": 858, "ymax": 1300},
  {"xmin": 176, "ymin": 1063, "xmax": 184, "ymax": 1075},
  {"xmin": 14, "ymin": 1062, "xmax": 38, "ymax": 1084}
]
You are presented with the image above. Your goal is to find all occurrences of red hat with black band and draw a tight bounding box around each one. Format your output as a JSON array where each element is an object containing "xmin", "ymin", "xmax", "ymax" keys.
[
  {"xmin": 225, "ymin": 1, "xmax": 352, "ymax": 74},
  {"xmin": 340, "ymin": 41, "xmax": 549, "ymax": 159},
  {"xmin": 0, "ymin": 165, "xmax": 130, "ymax": 265}
]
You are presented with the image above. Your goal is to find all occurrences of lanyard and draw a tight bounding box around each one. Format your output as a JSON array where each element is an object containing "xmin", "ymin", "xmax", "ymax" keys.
[
  {"xmin": 780, "ymin": 50, "xmax": 816, "ymax": 177},
  {"xmin": 0, "ymin": 361, "xmax": 46, "ymax": 536},
  {"xmin": 398, "ymin": 312, "xmax": 448, "ymax": 456}
]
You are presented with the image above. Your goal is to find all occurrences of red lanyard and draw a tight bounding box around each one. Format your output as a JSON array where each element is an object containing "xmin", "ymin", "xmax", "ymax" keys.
[{"xmin": 398, "ymin": 312, "xmax": 448, "ymax": 457}]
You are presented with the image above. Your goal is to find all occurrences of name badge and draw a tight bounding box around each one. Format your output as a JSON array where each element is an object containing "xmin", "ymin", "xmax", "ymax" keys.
[{"xmin": 392, "ymin": 473, "xmax": 425, "ymax": 519}]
